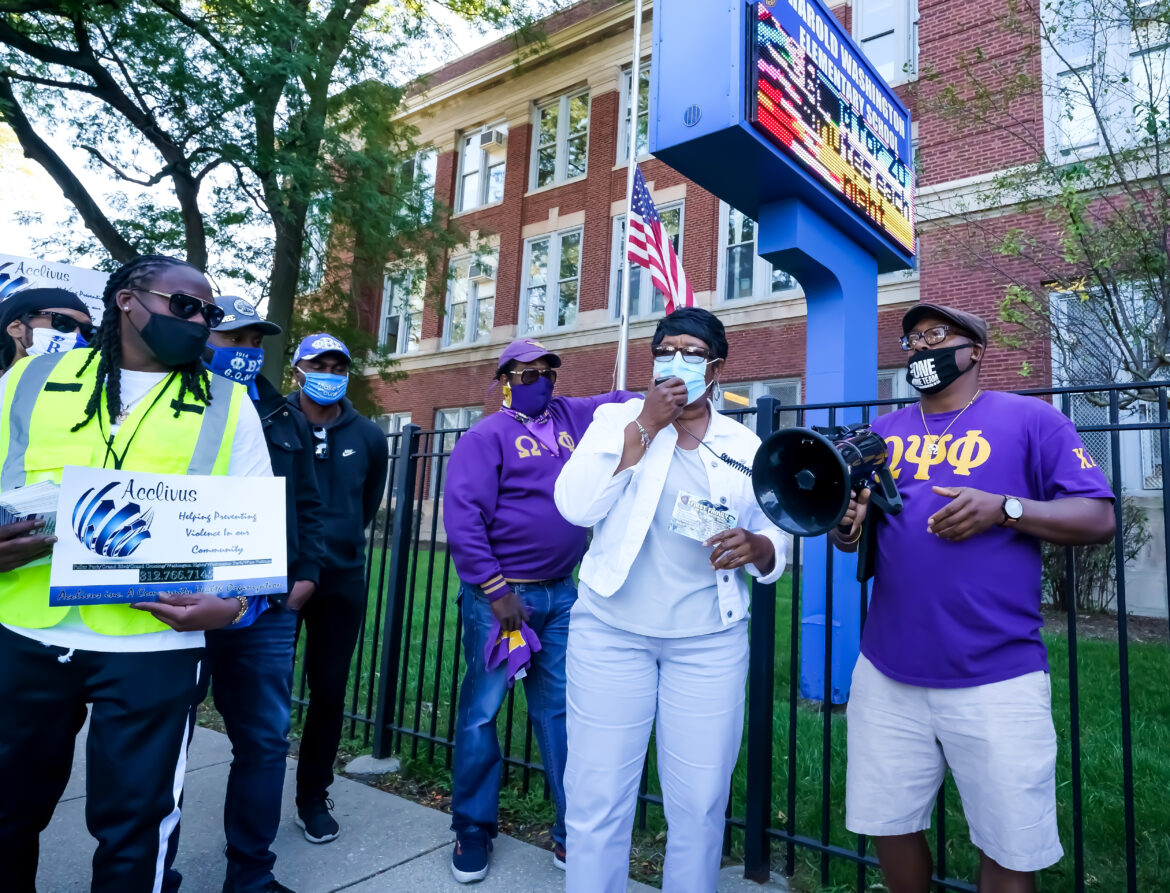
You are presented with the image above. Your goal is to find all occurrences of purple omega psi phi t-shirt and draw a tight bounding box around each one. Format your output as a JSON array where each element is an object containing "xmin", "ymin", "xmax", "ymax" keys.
[{"xmin": 861, "ymin": 390, "xmax": 1114, "ymax": 688}]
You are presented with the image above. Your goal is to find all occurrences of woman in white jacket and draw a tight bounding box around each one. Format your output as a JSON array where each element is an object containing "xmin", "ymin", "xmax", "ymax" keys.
[{"xmin": 554, "ymin": 308, "xmax": 787, "ymax": 892}]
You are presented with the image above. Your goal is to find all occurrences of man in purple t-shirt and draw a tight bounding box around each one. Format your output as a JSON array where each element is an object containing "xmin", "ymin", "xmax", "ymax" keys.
[
  {"xmin": 831, "ymin": 304, "xmax": 1115, "ymax": 893},
  {"xmin": 442, "ymin": 338, "xmax": 634, "ymax": 883}
]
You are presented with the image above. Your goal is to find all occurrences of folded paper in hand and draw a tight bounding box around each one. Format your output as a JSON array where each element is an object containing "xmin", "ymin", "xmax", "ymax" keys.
[{"xmin": 0, "ymin": 480, "xmax": 60, "ymax": 535}]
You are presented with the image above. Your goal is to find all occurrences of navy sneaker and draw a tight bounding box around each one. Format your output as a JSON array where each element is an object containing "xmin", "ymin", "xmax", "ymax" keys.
[
  {"xmin": 553, "ymin": 842, "xmax": 566, "ymax": 871},
  {"xmin": 451, "ymin": 830, "xmax": 492, "ymax": 883},
  {"xmin": 295, "ymin": 797, "xmax": 340, "ymax": 844}
]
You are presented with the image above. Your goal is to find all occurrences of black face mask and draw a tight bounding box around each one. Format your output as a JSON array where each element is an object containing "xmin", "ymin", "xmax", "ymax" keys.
[
  {"xmin": 905, "ymin": 343, "xmax": 977, "ymax": 394},
  {"xmin": 136, "ymin": 312, "xmax": 210, "ymax": 369}
]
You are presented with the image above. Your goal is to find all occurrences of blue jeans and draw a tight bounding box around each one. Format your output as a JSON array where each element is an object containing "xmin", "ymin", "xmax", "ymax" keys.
[
  {"xmin": 450, "ymin": 577, "xmax": 575, "ymax": 846},
  {"xmin": 207, "ymin": 603, "xmax": 297, "ymax": 891}
]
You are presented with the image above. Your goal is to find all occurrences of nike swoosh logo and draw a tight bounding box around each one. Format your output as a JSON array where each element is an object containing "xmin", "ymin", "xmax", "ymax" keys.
[{"xmin": 342, "ymin": 449, "xmax": 356, "ymax": 457}]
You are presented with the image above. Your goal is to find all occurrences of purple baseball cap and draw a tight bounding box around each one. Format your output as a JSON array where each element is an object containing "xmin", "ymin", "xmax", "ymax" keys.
[
  {"xmin": 293, "ymin": 333, "xmax": 351, "ymax": 364},
  {"xmin": 495, "ymin": 338, "xmax": 561, "ymax": 377}
]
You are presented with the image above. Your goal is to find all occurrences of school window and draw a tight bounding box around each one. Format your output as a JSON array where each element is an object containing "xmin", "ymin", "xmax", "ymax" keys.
[
  {"xmin": 876, "ymin": 368, "xmax": 915, "ymax": 416},
  {"xmin": 1130, "ymin": 18, "xmax": 1170, "ymax": 135},
  {"xmin": 457, "ymin": 125, "xmax": 508, "ymax": 213},
  {"xmin": 610, "ymin": 203, "xmax": 684, "ymax": 318},
  {"xmin": 400, "ymin": 149, "xmax": 437, "ymax": 222},
  {"xmin": 377, "ymin": 411, "xmax": 413, "ymax": 437},
  {"xmin": 855, "ymin": 0, "xmax": 918, "ymax": 86},
  {"xmin": 617, "ymin": 62, "xmax": 651, "ymax": 162},
  {"xmin": 1056, "ymin": 68, "xmax": 1099, "ymax": 150},
  {"xmin": 717, "ymin": 378, "xmax": 801, "ymax": 427},
  {"xmin": 433, "ymin": 406, "xmax": 484, "ymax": 497},
  {"xmin": 522, "ymin": 228, "xmax": 583, "ymax": 333},
  {"xmin": 720, "ymin": 204, "xmax": 797, "ymax": 303},
  {"xmin": 379, "ymin": 271, "xmax": 423, "ymax": 355},
  {"xmin": 533, "ymin": 90, "xmax": 590, "ymax": 188},
  {"xmin": 444, "ymin": 253, "xmax": 496, "ymax": 347}
]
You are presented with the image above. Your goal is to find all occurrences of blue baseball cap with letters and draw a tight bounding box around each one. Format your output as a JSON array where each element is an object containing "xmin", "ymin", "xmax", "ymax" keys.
[{"xmin": 293, "ymin": 332, "xmax": 351, "ymax": 363}]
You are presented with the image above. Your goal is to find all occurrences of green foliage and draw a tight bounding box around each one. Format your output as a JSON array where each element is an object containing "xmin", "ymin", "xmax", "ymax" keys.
[
  {"xmin": 1043, "ymin": 496, "xmax": 1151, "ymax": 612},
  {"xmin": 0, "ymin": 0, "xmax": 560, "ymax": 389}
]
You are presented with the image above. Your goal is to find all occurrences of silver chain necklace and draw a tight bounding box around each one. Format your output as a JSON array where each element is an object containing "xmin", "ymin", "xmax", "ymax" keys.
[{"xmin": 919, "ymin": 389, "xmax": 982, "ymax": 457}]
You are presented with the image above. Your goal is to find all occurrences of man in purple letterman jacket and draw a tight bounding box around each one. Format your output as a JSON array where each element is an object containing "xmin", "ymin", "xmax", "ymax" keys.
[{"xmin": 442, "ymin": 338, "xmax": 635, "ymax": 883}]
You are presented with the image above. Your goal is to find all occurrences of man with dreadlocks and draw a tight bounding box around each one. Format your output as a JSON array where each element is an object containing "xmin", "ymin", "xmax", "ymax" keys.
[{"xmin": 0, "ymin": 255, "xmax": 274, "ymax": 892}]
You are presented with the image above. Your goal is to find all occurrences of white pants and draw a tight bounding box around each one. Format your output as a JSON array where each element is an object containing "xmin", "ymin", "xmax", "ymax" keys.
[
  {"xmin": 846, "ymin": 654, "xmax": 1063, "ymax": 872},
  {"xmin": 564, "ymin": 602, "xmax": 749, "ymax": 893}
]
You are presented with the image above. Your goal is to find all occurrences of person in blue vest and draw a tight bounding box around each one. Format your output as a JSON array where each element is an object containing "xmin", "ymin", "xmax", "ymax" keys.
[
  {"xmin": 287, "ymin": 333, "xmax": 389, "ymax": 843},
  {"xmin": 162, "ymin": 295, "xmax": 326, "ymax": 893},
  {"xmin": 0, "ymin": 254, "xmax": 273, "ymax": 892}
]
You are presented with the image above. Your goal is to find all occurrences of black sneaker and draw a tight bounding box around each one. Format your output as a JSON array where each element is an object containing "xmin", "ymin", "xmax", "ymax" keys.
[
  {"xmin": 552, "ymin": 841, "xmax": 566, "ymax": 871},
  {"xmin": 450, "ymin": 830, "xmax": 491, "ymax": 883},
  {"xmin": 295, "ymin": 797, "xmax": 340, "ymax": 844}
]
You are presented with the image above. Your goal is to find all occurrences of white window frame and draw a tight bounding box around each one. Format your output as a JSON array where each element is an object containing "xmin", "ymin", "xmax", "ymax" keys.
[
  {"xmin": 521, "ymin": 227, "xmax": 584, "ymax": 334},
  {"xmin": 876, "ymin": 368, "xmax": 915, "ymax": 415},
  {"xmin": 377, "ymin": 411, "xmax": 413, "ymax": 436},
  {"xmin": 717, "ymin": 378, "xmax": 803, "ymax": 426},
  {"xmin": 401, "ymin": 148, "xmax": 437, "ymax": 222},
  {"xmin": 609, "ymin": 201, "xmax": 685, "ymax": 319},
  {"xmin": 432, "ymin": 406, "xmax": 484, "ymax": 497},
  {"xmin": 531, "ymin": 89, "xmax": 591, "ymax": 189},
  {"xmin": 379, "ymin": 270, "xmax": 424, "ymax": 356},
  {"xmin": 1041, "ymin": 1, "xmax": 1170, "ymax": 159},
  {"xmin": 617, "ymin": 61, "xmax": 651, "ymax": 163},
  {"xmin": 854, "ymin": 0, "xmax": 919, "ymax": 87},
  {"xmin": 456, "ymin": 123, "xmax": 508, "ymax": 213},
  {"xmin": 443, "ymin": 252, "xmax": 497, "ymax": 348},
  {"xmin": 716, "ymin": 202, "xmax": 799, "ymax": 304}
]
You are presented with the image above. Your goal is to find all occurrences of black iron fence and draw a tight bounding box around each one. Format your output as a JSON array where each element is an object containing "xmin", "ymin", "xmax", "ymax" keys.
[{"xmin": 292, "ymin": 382, "xmax": 1170, "ymax": 892}]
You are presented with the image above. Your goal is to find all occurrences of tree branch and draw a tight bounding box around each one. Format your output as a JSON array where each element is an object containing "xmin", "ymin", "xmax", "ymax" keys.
[
  {"xmin": 80, "ymin": 145, "xmax": 175, "ymax": 187},
  {"xmin": 0, "ymin": 74, "xmax": 137, "ymax": 262}
]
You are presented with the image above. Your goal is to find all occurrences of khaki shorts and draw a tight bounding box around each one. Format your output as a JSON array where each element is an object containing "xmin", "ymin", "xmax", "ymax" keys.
[{"xmin": 845, "ymin": 654, "xmax": 1063, "ymax": 872}]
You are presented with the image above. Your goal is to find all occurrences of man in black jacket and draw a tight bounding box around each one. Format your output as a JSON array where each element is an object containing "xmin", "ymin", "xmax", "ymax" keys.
[
  {"xmin": 166, "ymin": 296, "xmax": 326, "ymax": 893},
  {"xmin": 288, "ymin": 333, "xmax": 389, "ymax": 843}
]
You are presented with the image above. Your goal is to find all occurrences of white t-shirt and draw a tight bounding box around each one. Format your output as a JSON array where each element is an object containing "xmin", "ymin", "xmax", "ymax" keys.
[{"xmin": 0, "ymin": 366, "xmax": 273, "ymax": 653}]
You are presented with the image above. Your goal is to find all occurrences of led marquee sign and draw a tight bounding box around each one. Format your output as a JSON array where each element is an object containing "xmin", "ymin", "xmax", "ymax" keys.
[{"xmin": 749, "ymin": 1, "xmax": 916, "ymax": 256}]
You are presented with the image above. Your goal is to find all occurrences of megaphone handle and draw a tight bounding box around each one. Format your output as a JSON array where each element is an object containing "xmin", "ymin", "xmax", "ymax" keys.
[{"xmin": 868, "ymin": 466, "xmax": 903, "ymax": 516}]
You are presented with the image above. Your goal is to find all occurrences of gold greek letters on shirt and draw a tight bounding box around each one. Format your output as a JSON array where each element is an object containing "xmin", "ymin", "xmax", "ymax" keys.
[
  {"xmin": 515, "ymin": 435, "xmax": 542, "ymax": 458},
  {"xmin": 885, "ymin": 430, "xmax": 992, "ymax": 480},
  {"xmin": 557, "ymin": 431, "xmax": 576, "ymax": 452},
  {"xmin": 1073, "ymin": 447, "xmax": 1098, "ymax": 469}
]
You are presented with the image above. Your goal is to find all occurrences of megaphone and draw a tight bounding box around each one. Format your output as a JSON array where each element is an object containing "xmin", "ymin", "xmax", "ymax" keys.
[{"xmin": 752, "ymin": 424, "xmax": 902, "ymax": 538}]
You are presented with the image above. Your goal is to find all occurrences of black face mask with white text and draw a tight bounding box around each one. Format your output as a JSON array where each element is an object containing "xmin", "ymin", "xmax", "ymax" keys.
[{"xmin": 905, "ymin": 344, "xmax": 977, "ymax": 395}]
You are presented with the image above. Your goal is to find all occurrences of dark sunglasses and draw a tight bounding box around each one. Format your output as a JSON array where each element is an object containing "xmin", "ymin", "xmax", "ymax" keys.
[
  {"xmin": 134, "ymin": 288, "xmax": 224, "ymax": 329},
  {"xmin": 505, "ymin": 368, "xmax": 557, "ymax": 386},
  {"xmin": 312, "ymin": 426, "xmax": 329, "ymax": 460},
  {"xmin": 24, "ymin": 312, "xmax": 97, "ymax": 341}
]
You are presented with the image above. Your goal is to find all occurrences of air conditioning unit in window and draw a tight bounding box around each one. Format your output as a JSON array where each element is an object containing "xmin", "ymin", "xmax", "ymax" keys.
[
  {"xmin": 467, "ymin": 262, "xmax": 495, "ymax": 284},
  {"xmin": 479, "ymin": 129, "xmax": 507, "ymax": 151}
]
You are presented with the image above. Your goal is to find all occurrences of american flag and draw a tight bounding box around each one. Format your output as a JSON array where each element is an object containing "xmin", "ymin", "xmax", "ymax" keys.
[{"xmin": 627, "ymin": 165, "xmax": 694, "ymax": 314}]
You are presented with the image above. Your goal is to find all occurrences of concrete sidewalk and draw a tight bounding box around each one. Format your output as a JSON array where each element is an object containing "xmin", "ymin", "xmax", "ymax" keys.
[{"xmin": 39, "ymin": 726, "xmax": 655, "ymax": 892}]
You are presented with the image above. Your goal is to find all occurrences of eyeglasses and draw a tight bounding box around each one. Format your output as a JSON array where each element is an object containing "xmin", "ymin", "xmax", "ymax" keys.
[
  {"xmin": 504, "ymin": 368, "xmax": 557, "ymax": 386},
  {"xmin": 900, "ymin": 325, "xmax": 957, "ymax": 351},
  {"xmin": 652, "ymin": 346, "xmax": 712, "ymax": 364},
  {"xmin": 312, "ymin": 426, "xmax": 328, "ymax": 460},
  {"xmin": 24, "ymin": 312, "xmax": 97, "ymax": 341},
  {"xmin": 134, "ymin": 289, "xmax": 225, "ymax": 329}
]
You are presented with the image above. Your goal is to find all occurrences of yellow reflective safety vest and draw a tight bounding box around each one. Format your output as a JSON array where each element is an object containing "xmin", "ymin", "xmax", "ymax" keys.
[{"xmin": 0, "ymin": 348, "xmax": 247, "ymax": 635}]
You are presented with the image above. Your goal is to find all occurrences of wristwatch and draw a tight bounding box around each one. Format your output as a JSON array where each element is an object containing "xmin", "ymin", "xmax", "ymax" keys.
[{"xmin": 1001, "ymin": 495, "xmax": 1023, "ymax": 527}]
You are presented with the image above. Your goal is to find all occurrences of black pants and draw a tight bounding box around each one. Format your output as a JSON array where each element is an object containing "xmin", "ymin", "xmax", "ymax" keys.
[
  {"xmin": 0, "ymin": 624, "xmax": 202, "ymax": 893},
  {"xmin": 294, "ymin": 569, "xmax": 367, "ymax": 805}
]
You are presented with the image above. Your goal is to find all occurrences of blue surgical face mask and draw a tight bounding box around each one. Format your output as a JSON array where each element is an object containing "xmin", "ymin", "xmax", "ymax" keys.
[
  {"xmin": 205, "ymin": 345, "xmax": 264, "ymax": 387},
  {"xmin": 300, "ymin": 370, "xmax": 348, "ymax": 405},
  {"xmin": 653, "ymin": 353, "xmax": 713, "ymax": 405}
]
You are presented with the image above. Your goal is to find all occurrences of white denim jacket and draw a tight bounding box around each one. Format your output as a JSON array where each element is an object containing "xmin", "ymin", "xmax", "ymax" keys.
[{"xmin": 554, "ymin": 399, "xmax": 788, "ymax": 626}]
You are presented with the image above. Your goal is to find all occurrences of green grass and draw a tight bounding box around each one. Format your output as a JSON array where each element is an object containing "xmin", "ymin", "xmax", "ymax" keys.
[{"xmin": 289, "ymin": 548, "xmax": 1170, "ymax": 892}]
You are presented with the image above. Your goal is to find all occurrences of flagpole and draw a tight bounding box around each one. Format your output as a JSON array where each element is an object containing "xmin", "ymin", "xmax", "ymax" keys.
[{"xmin": 615, "ymin": 0, "xmax": 644, "ymax": 391}]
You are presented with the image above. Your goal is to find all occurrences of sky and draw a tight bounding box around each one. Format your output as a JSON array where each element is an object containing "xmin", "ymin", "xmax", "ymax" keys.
[{"xmin": 0, "ymin": 7, "xmax": 505, "ymax": 280}]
